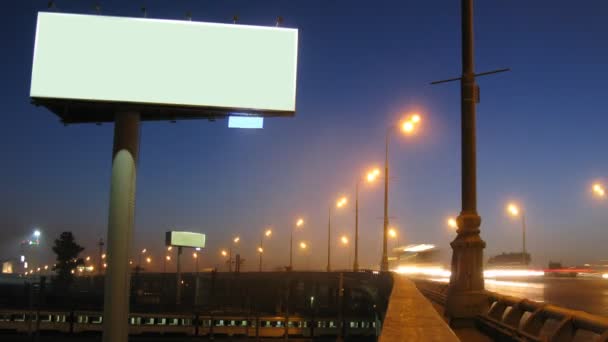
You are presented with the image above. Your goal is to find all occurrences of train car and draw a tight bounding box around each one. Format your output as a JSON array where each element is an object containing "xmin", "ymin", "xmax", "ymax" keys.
[
  {"xmin": 257, "ymin": 316, "xmax": 288, "ymax": 337},
  {"xmin": 205, "ymin": 316, "xmax": 252, "ymax": 337},
  {"xmin": 73, "ymin": 311, "xmax": 103, "ymax": 334},
  {"xmin": 0, "ymin": 310, "xmax": 70, "ymax": 334},
  {"xmin": 0, "ymin": 310, "xmax": 29, "ymax": 333},
  {"xmin": 128, "ymin": 313, "xmax": 194, "ymax": 336}
]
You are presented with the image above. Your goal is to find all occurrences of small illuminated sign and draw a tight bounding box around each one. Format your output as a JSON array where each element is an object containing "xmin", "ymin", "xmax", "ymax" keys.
[{"xmin": 228, "ymin": 116, "xmax": 264, "ymax": 129}]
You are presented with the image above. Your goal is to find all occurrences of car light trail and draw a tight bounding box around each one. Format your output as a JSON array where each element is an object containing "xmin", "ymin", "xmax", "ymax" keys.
[{"xmin": 394, "ymin": 266, "xmax": 546, "ymax": 278}]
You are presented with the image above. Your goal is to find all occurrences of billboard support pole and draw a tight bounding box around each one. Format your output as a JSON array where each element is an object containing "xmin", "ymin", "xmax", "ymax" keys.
[
  {"xmin": 176, "ymin": 246, "xmax": 183, "ymax": 305},
  {"xmin": 103, "ymin": 112, "xmax": 140, "ymax": 342}
]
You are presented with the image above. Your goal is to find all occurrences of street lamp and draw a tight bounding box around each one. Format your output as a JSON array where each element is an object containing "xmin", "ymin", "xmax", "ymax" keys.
[
  {"xmin": 447, "ymin": 217, "xmax": 458, "ymax": 229},
  {"xmin": 340, "ymin": 235, "xmax": 351, "ymax": 270},
  {"xmin": 350, "ymin": 167, "xmax": 381, "ymax": 272},
  {"xmin": 381, "ymin": 113, "xmax": 422, "ymax": 272},
  {"xmin": 259, "ymin": 227, "xmax": 272, "ymax": 272},
  {"xmin": 290, "ymin": 219, "xmax": 304, "ymax": 271},
  {"xmin": 328, "ymin": 196, "xmax": 347, "ymax": 272},
  {"xmin": 138, "ymin": 248, "xmax": 147, "ymax": 272},
  {"xmin": 192, "ymin": 252, "xmax": 198, "ymax": 274},
  {"xmin": 164, "ymin": 255, "xmax": 171, "ymax": 273},
  {"xmin": 592, "ymin": 183, "xmax": 606, "ymax": 198},
  {"xmin": 300, "ymin": 241, "xmax": 309, "ymax": 270},
  {"xmin": 506, "ymin": 203, "xmax": 528, "ymax": 266},
  {"xmin": 228, "ymin": 236, "xmax": 240, "ymax": 272},
  {"xmin": 388, "ymin": 227, "xmax": 398, "ymax": 246}
]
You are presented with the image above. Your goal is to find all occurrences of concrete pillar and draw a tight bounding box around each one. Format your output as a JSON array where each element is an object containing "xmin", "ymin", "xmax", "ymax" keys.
[{"xmin": 102, "ymin": 112, "xmax": 140, "ymax": 342}]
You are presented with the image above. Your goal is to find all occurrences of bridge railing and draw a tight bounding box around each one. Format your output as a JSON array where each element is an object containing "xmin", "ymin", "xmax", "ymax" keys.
[{"xmin": 413, "ymin": 279, "xmax": 608, "ymax": 342}]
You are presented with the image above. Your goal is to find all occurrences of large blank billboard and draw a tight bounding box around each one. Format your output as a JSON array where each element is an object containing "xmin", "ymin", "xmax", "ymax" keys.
[
  {"xmin": 166, "ymin": 231, "xmax": 206, "ymax": 249},
  {"xmin": 30, "ymin": 12, "xmax": 298, "ymax": 123}
]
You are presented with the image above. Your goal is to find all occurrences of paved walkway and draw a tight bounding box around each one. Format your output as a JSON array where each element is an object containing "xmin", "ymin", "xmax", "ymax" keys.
[{"xmin": 379, "ymin": 276, "xmax": 459, "ymax": 341}]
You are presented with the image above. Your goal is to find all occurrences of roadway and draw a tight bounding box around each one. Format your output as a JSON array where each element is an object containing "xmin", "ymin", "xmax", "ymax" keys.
[{"xmin": 483, "ymin": 276, "xmax": 608, "ymax": 317}]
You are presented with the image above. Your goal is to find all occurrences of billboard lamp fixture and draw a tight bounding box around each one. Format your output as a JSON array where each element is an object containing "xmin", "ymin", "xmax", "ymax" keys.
[{"xmin": 276, "ymin": 17, "xmax": 284, "ymax": 27}]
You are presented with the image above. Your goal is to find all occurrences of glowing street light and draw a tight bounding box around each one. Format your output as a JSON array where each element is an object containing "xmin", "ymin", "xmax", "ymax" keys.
[
  {"xmin": 145, "ymin": 257, "xmax": 151, "ymax": 264},
  {"xmin": 164, "ymin": 254, "xmax": 171, "ymax": 272},
  {"xmin": 290, "ymin": 219, "xmax": 305, "ymax": 271},
  {"xmin": 340, "ymin": 235, "xmax": 349, "ymax": 245},
  {"xmin": 366, "ymin": 168, "xmax": 381, "ymax": 183},
  {"xmin": 506, "ymin": 202, "xmax": 528, "ymax": 266},
  {"xmin": 192, "ymin": 252, "xmax": 199, "ymax": 274},
  {"xmin": 167, "ymin": 246, "xmax": 173, "ymax": 252},
  {"xmin": 507, "ymin": 203, "xmax": 519, "ymax": 216},
  {"xmin": 447, "ymin": 217, "xmax": 458, "ymax": 229},
  {"xmin": 299, "ymin": 241, "xmax": 307, "ymax": 249},
  {"xmin": 33, "ymin": 230, "xmax": 41, "ymax": 238},
  {"xmin": 259, "ymin": 227, "xmax": 273, "ymax": 272},
  {"xmin": 381, "ymin": 112, "xmax": 423, "ymax": 272},
  {"xmin": 101, "ymin": 253, "xmax": 106, "ymax": 259},
  {"xmin": 388, "ymin": 228, "xmax": 397, "ymax": 238},
  {"xmin": 336, "ymin": 197, "xmax": 348, "ymax": 208},
  {"xmin": 226, "ymin": 235, "xmax": 240, "ymax": 272},
  {"xmin": 221, "ymin": 250, "xmax": 228, "ymax": 257},
  {"xmin": 593, "ymin": 183, "xmax": 606, "ymax": 198}
]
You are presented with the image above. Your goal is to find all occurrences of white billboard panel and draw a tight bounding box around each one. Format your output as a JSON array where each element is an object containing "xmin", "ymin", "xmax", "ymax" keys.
[
  {"xmin": 166, "ymin": 231, "xmax": 206, "ymax": 249},
  {"xmin": 30, "ymin": 12, "xmax": 298, "ymax": 121}
]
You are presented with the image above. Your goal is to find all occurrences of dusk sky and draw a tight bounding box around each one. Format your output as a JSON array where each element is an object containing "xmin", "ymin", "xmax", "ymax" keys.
[{"xmin": 1, "ymin": 0, "xmax": 608, "ymax": 272}]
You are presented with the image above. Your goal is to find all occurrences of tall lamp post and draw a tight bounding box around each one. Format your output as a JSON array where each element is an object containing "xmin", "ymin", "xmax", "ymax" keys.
[
  {"xmin": 380, "ymin": 113, "xmax": 421, "ymax": 272},
  {"xmin": 507, "ymin": 203, "xmax": 528, "ymax": 266},
  {"xmin": 290, "ymin": 220, "xmax": 304, "ymax": 271},
  {"xmin": 340, "ymin": 235, "xmax": 350, "ymax": 270},
  {"xmin": 259, "ymin": 228, "xmax": 272, "ymax": 272},
  {"xmin": 352, "ymin": 168, "xmax": 381, "ymax": 272},
  {"xmin": 229, "ymin": 236, "xmax": 240, "ymax": 272},
  {"xmin": 299, "ymin": 241, "xmax": 308, "ymax": 270},
  {"xmin": 328, "ymin": 197, "xmax": 347, "ymax": 272}
]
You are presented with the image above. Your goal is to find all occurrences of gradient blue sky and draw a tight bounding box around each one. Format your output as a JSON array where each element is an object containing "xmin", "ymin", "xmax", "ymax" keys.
[{"xmin": 2, "ymin": 0, "xmax": 608, "ymax": 271}]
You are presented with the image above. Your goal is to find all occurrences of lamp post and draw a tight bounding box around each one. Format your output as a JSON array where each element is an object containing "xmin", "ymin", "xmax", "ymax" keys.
[
  {"xmin": 220, "ymin": 249, "xmax": 228, "ymax": 271},
  {"xmin": 388, "ymin": 227, "xmax": 398, "ymax": 253},
  {"xmin": 445, "ymin": 0, "xmax": 488, "ymax": 324},
  {"xmin": 259, "ymin": 228, "xmax": 272, "ymax": 272},
  {"xmin": 328, "ymin": 197, "xmax": 347, "ymax": 272},
  {"xmin": 164, "ymin": 255, "xmax": 171, "ymax": 273},
  {"xmin": 507, "ymin": 203, "xmax": 528, "ymax": 266},
  {"xmin": 290, "ymin": 219, "xmax": 304, "ymax": 271},
  {"xmin": 299, "ymin": 241, "xmax": 308, "ymax": 270},
  {"xmin": 229, "ymin": 236, "xmax": 240, "ymax": 272},
  {"xmin": 340, "ymin": 235, "xmax": 350, "ymax": 270},
  {"xmin": 380, "ymin": 113, "xmax": 421, "ymax": 272},
  {"xmin": 138, "ymin": 248, "xmax": 146, "ymax": 272},
  {"xmin": 351, "ymin": 168, "xmax": 381, "ymax": 272}
]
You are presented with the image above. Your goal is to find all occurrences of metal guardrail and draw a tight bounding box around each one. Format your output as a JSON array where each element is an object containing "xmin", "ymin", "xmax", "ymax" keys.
[{"xmin": 414, "ymin": 279, "xmax": 608, "ymax": 342}]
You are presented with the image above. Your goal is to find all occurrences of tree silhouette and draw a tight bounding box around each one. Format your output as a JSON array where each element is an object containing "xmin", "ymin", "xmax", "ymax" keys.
[{"xmin": 52, "ymin": 232, "xmax": 84, "ymax": 287}]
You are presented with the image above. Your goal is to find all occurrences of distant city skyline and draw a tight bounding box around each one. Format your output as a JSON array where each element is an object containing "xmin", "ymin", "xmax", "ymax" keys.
[{"xmin": 2, "ymin": 0, "xmax": 608, "ymax": 272}]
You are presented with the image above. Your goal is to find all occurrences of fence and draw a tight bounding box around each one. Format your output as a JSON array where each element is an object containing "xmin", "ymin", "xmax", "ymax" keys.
[{"xmin": 414, "ymin": 279, "xmax": 608, "ymax": 342}]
